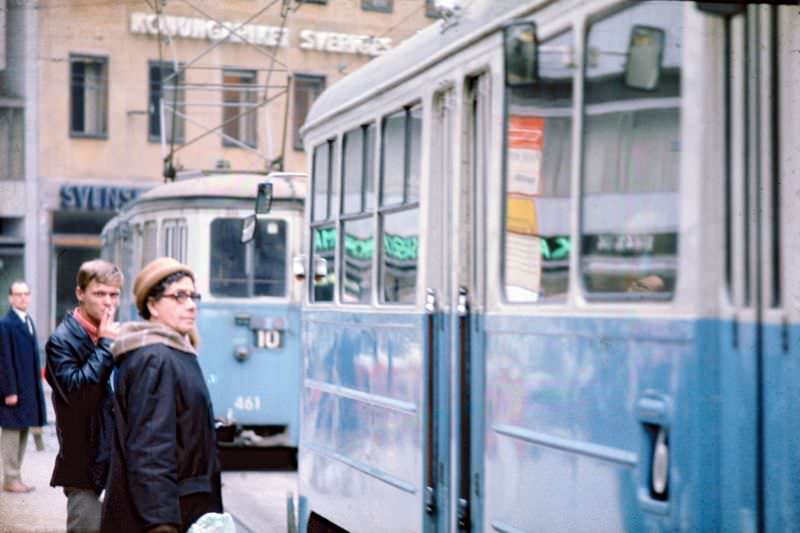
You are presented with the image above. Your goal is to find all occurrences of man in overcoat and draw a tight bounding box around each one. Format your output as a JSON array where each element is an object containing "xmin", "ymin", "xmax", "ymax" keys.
[{"xmin": 0, "ymin": 280, "xmax": 47, "ymax": 493}]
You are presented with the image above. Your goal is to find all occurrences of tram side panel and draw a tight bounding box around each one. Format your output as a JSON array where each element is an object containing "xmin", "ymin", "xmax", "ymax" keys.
[{"xmin": 299, "ymin": 310, "xmax": 425, "ymax": 533}]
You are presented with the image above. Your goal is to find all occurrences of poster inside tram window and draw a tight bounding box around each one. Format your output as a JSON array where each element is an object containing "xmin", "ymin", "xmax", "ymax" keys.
[{"xmin": 505, "ymin": 115, "xmax": 543, "ymax": 300}]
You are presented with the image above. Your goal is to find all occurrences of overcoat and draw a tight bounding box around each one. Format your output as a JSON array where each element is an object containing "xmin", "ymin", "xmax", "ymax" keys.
[
  {"xmin": 100, "ymin": 323, "xmax": 222, "ymax": 533},
  {"xmin": 45, "ymin": 312, "xmax": 115, "ymax": 491},
  {"xmin": 0, "ymin": 310, "xmax": 47, "ymax": 428}
]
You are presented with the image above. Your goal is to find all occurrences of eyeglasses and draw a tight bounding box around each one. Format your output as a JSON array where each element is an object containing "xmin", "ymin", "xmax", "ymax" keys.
[
  {"xmin": 11, "ymin": 291, "xmax": 30, "ymax": 297},
  {"xmin": 160, "ymin": 291, "xmax": 202, "ymax": 304}
]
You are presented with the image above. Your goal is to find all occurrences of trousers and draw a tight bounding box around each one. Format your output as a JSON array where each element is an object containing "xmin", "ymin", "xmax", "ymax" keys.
[
  {"xmin": 64, "ymin": 486, "xmax": 103, "ymax": 533},
  {"xmin": 0, "ymin": 427, "xmax": 29, "ymax": 485}
]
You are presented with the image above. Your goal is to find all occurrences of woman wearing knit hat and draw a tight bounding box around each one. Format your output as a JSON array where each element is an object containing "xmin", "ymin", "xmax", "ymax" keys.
[{"xmin": 100, "ymin": 258, "xmax": 223, "ymax": 533}]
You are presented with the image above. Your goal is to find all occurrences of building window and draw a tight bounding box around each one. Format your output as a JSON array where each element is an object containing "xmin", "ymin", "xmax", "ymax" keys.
[
  {"xmin": 362, "ymin": 0, "xmax": 392, "ymax": 13},
  {"xmin": 425, "ymin": 0, "xmax": 441, "ymax": 18},
  {"xmin": 0, "ymin": 106, "xmax": 24, "ymax": 180},
  {"xmin": 222, "ymin": 69, "xmax": 257, "ymax": 148},
  {"xmin": 70, "ymin": 55, "xmax": 108, "ymax": 138},
  {"xmin": 293, "ymin": 74, "xmax": 326, "ymax": 151},
  {"xmin": 149, "ymin": 62, "xmax": 185, "ymax": 143}
]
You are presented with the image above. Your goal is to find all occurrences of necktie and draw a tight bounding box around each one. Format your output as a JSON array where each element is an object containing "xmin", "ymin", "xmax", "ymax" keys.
[{"xmin": 25, "ymin": 315, "xmax": 34, "ymax": 336}]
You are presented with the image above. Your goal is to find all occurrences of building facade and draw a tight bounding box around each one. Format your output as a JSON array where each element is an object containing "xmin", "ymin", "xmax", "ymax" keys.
[{"xmin": 0, "ymin": 0, "xmax": 437, "ymax": 330}]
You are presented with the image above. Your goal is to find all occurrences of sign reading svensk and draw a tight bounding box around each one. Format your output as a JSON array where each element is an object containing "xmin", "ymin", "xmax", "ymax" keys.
[{"xmin": 129, "ymin": 12, "xmax": 392, "ymax": 56}]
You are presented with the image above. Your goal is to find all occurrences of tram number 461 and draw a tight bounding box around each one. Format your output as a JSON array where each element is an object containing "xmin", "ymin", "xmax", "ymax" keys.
[
  {"xmin": 255, "ymin": 329, "xmax": 282, "ymax": 349},
  {"xmin": 234, "ymin": 395, "xmax": 262, "ymax": 411}
]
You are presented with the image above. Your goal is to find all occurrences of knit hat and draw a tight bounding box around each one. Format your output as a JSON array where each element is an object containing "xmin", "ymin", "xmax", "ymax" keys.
[{"xmin": 133, "ymin": 257, "xmax": 194, "ymax": 317}]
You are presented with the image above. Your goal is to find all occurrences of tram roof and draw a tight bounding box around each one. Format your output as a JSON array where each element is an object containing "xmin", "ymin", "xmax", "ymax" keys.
[
  {"xmin": 302, "ymin": 0, "xmax": 529, "ymax": 133},
  {"xmin": 135, "ymin": 172, "xmax": 307, "ymax": 204}
]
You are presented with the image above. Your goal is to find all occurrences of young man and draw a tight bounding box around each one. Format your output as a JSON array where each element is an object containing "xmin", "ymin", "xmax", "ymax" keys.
[
  {"xmin": 0, "ymin": 281, "xmax": 47, "ymax": 493},
  {"xmin": 46, "ymin": 260, "xmax": 122, "ymax": 533}
]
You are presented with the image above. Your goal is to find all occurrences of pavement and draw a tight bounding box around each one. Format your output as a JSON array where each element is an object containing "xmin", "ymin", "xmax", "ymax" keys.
[
  {"xmin": 0, "ymin": 383, "xmax": 65, "ymax": 533},
  {"xmin": 0, "ymin": 381, "xmax": 297, "ymax": 533}
]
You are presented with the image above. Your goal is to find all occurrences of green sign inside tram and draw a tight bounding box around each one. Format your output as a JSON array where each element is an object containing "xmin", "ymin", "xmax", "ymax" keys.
[{"xmin": 314, "ymin": 227, "xmax": 418, "ymax": 262}]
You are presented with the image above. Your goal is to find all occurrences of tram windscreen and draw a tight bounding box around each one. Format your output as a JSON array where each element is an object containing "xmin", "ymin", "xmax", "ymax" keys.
[{"xmin": 210, "ymin": 218, "xmax": 287, "ymax": 298}]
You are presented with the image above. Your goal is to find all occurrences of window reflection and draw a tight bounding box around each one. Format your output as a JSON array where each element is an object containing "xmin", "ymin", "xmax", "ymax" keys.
[
  {"xmin": 209, "ymin": 218, "xmax": 287, "ymax": 298},
  {"xmin": 382, "ymin": 210, "xmax": 418, "ymax": 304},
  {"xmin": 254, "ymin": 220, "xmax": 287, "ymax": 297},
  {"xmin": 312, "ymin": 142, "xmax": 330, "ymax": 222},
  {"xmin": 342, "ymin": 218, "xmax": 373, "ymax": 304},
  {"xmin": 581, "ymin": 2, "xmax": 682, "ymax": 299},
  {"xmin": 381, "ymin": 111, "xmax": 405, "ymax": 206},
  {"xmin": 503, "ymin": 30, "xmax": 574, "ymax": 303},
  {"xmin": 312, "ymin": 225, "xmax": 336, "ymax": 302}
]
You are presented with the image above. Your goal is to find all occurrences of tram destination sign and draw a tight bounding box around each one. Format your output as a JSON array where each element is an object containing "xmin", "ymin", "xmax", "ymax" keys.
[{"xmin": 130, "ymin": 13, "xmax": 392, "ymax": 56}]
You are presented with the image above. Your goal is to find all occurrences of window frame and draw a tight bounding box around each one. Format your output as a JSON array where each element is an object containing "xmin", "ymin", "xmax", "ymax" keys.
[{"xmin": 69, "ymin": 53, "xmax": 109, "ymax": 139}]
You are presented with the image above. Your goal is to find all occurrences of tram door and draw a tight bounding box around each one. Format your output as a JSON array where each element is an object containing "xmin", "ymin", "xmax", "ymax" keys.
[
  {"xmin": 721, "ymin": 5, "xmax": 799, "ymax": 531},
  {"xmin": 426, "ymin": 72, "xmax": 490, "ymax": 533}
]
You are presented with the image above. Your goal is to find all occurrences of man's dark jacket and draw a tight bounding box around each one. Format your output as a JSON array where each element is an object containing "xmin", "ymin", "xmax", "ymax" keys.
[
  {"xmin": 0, "ymin": 310, "xmax": 47, "ymax": 428},
  {"xmin": 100, "ymin": 324, "xmax": 222, "ymax": 533},
  {"xmin": 45, "ymin": 312, "xmax": 114, "ymax": 491}
]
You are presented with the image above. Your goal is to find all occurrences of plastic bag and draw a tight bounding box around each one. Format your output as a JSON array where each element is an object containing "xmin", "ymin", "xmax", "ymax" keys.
[{"xmin": 187, "ymin": 512, "xmax": 236, "ymax": 533}]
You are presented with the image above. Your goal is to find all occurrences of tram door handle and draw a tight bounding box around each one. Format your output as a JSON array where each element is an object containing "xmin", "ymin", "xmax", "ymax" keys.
[
  {"xmin": 456, "ymin": 286, "xmax": 472, "ymax": 530},
  {"xmin": 637, "ymin": 394, "xmax": 671, "ymax": 511},
  {"xmin": 424, "ymin": 289, "xmax": 437, "ymax": 516}
]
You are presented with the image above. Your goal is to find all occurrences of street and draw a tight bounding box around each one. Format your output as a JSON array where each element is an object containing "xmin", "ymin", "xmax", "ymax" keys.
[{"xmin": 0, "ymin": 385, "xmax": 296, "ymax": 532}]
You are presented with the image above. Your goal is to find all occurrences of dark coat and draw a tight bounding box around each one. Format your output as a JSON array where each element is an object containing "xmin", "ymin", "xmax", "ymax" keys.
[
  {"xmin": 100, "ymin": 340, "xmax": 222, "ymax": 533},
  {"xmin": 0, "ymin": 310, "xmax": 47, "ymax": 428},
  {"xmin": 45, "ymin": 312, "xmax": 115, "ymax": 491}
]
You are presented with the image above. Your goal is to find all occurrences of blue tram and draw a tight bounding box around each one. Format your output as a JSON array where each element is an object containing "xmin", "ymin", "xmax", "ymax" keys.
[
  {"xmin": 101, "ymin": 172, "xmax": 306, "ymax": 448},
  {"xmin": 294, "ymin": 1, "xmax": 800, "ymax": 532}
]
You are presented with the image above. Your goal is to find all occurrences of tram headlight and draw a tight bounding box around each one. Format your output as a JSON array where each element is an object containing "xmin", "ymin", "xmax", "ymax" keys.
[{"xmin": 293, "ymin": 254, "xmax": 306, "ymax": 281}]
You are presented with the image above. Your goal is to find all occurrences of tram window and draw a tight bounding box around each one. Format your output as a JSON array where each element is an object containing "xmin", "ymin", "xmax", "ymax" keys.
[
  {"xmin": 382, "ymin": 110, "xmax": 405, "ymax": 206},
  {"xmin": 408, "ymin": 106, "xmax": 421, "ymax": 203},
  {"xmin": 580, "ymin": 2, "xmax": 682, "ymax": 300},
  {"xmin": 381, "ymin": 209, "xmax": 418, "ymax": 304},
  {"xmin": 342, "ymin": 218, "xmax": 373, "ymax": 304},
  {"xmin": 142, "ymin": 221, "xmax": 158, "ymax": 268},
  {"xmin": 311, "ymin": 225, "xmax": 336, "ymax": 302},
  {"xmin": 254, "ymin": 220, "xmax": 287, "ymax": 297},
  {"xmin": 163, "ymin": 219, "xmax": 187, "ymax": 263},
  {"xmin": 502, "ymin": 30, "xmax": 574, "ymax": 303},
  {"xmin": 210, "ymin": 218, "xmax": 287, "ymax": 298},
  {"xmin": 312, "ymin": 140, "xmax": 335, "ymax": 222},
  {"xmin": 342, "ymin": 124, "xmax": 375, "ymax": 214},
  {"xmin": 210, "ymin": 219, "xmax": 248, "ymax": 297},
  {"xmin": 381, "ymin": 104, "xmax": 421, "ymax": 206}
]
